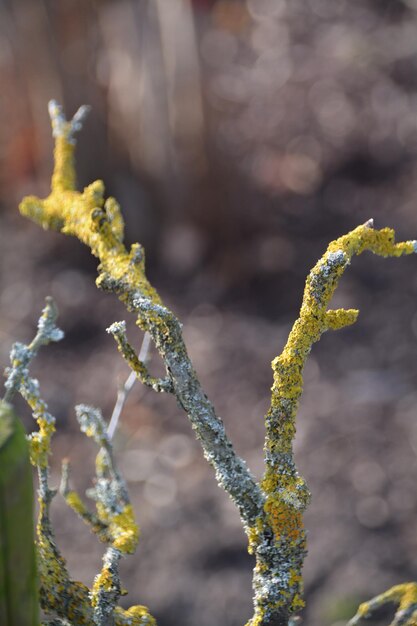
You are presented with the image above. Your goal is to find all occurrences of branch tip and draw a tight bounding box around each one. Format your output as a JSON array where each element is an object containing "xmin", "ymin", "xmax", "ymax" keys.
[{"xmin": 48, "ymin": 99, "xmax": 91, "ymax": 144}]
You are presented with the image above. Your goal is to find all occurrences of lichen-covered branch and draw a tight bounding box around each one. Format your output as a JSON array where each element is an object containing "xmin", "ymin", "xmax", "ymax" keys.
[
  {"xmin": 60, "ymin": 413, "xmax": 137, "ymax": 626},
  {"xmin": 4, "ymin": 300, "xmax": 155, "ymax": 626},
  {"xmin": 71, "ymin": 404, "xmax": 138, "ymax": 555},
  {"xmin": 3, "ymin": 296, "xmax": 63, "ymax": 405},
  {"xmin": 107, "ymin": 322, "xmax": 172, "ymax": 393},
  {"xmin": 246, "ymin": 221, "xmax": 417, "ymax": 626},
  {"xmin": 19, "ymin": 103, "xmax": 417, "ymax": 626},
  {"xmin": 348, "ymin": 583, "xmax": 417, "ymax": 626},
  {"xmin": 20, "ymin": 101, "xmax": 264, "ymax": 532}
]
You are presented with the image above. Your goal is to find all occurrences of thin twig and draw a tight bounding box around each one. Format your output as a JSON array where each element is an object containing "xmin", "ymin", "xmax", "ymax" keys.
[{"xmin": 107, "ymin": 331, "xmax": 151, "ymax": 440}]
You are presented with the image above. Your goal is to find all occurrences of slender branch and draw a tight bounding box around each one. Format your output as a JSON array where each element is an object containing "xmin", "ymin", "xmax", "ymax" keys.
[
  {"xmin": 3, "ymin": 297, "xmax": 63, "ymax": 404},
  {"xmin": 107, "ymin": 331, "xmax": 151, "ymax": 440},
  {"xmin": 70, "ymin": 404, "xmax": 156, "ymax": 625},
  {"xmin": 107, "ymin": 370, "xmax": 136, "ymax": 440},
  {"xmin": 60, "ymin": 460, "xmax": 110, "ymax": 543},
  {"xmin": 107, "ymin": 323, "xmax": 172, "ymax": 394}
]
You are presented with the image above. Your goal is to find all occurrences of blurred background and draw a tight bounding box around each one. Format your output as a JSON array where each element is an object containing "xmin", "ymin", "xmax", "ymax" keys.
[{"xmin": 2, "ymin": 0, "xmax": 417, "ymax": 624}]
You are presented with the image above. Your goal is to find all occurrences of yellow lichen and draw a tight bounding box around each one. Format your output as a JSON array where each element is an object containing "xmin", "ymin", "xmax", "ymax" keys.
[
  {"xmin": 94, "ymin": 502, "xmax": 139, "ymax": 555},
  {"xmin": 262, "ymin": 222, "xmax": 416, "ymax": 520},
  {"xmin": 264, "ymin": 497, "xmax": 303, "ymax": 544},
  {"xmin": 246, "ymin": 516, "xmax": 264, "ymax": 555},
  {"xmin": 28, "ymin": 425, "xmax": 53, "ymax": 467},
  {"xmin": 37, "ymin": 498, "xmax": 93, "ymax": 623},
  {"xmin": 399, "ymin": 583, "xmax": 417, "ymax": 611},
  {"xmin": 65, "ymin": 490, "xmax": 86, "ymax": 515},
  {"xmin": 109, "ymin": 505, "xmax": 139, "ymax": 554},
  {"xmin": 290, "ymin": 592, "xmax": 305, "ymax": 612},
  {"xmin": 114, "ymin": 605, "xmax": 157, "ymax": 625},
  {"xmin": 13, "ymin": 367, "xmax": 56, "ymax": 468},
  {"xmin": 20, "ymin": 123, "xmax": 162, "ymax": 328},
  {"xmin": 92, "ymin": 567, "xmax": 114, "ymax": 605},
  {"xmin": 351, "ymin": 583, "xmax": 417, "ymax": 625}
]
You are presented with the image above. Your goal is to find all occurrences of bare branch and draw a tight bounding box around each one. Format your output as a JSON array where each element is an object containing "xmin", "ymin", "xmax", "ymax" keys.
[{"xmin": 107, "ymin": 331, "xmax": 151, "ymax": 440}]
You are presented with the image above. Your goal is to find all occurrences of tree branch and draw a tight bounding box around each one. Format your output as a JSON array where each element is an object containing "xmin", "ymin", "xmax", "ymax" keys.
[
  {"xmin": 107, "ymin": 331, "xmax": 151, "ymax": 440},
  {"xmin": 20, "ymin": 101, "xmax": 264, "ymax": 531}
]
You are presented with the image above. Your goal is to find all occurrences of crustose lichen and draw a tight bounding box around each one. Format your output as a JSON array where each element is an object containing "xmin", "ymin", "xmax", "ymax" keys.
[{"xmin": 5, "ymin": 100, "xmax": 417, "ymax": 626}]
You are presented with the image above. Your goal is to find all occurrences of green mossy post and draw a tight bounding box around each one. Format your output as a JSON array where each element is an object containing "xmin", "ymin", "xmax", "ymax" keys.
[{"xmin": 0, "ymin": 400, "xmax": 39, "ymax": 626}]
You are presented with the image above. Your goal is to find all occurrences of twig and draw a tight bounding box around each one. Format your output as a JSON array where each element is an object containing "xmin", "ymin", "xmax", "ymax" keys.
[{"xmin": 107, "ymin": 330, "xmax": 151, "ymax": 440}]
